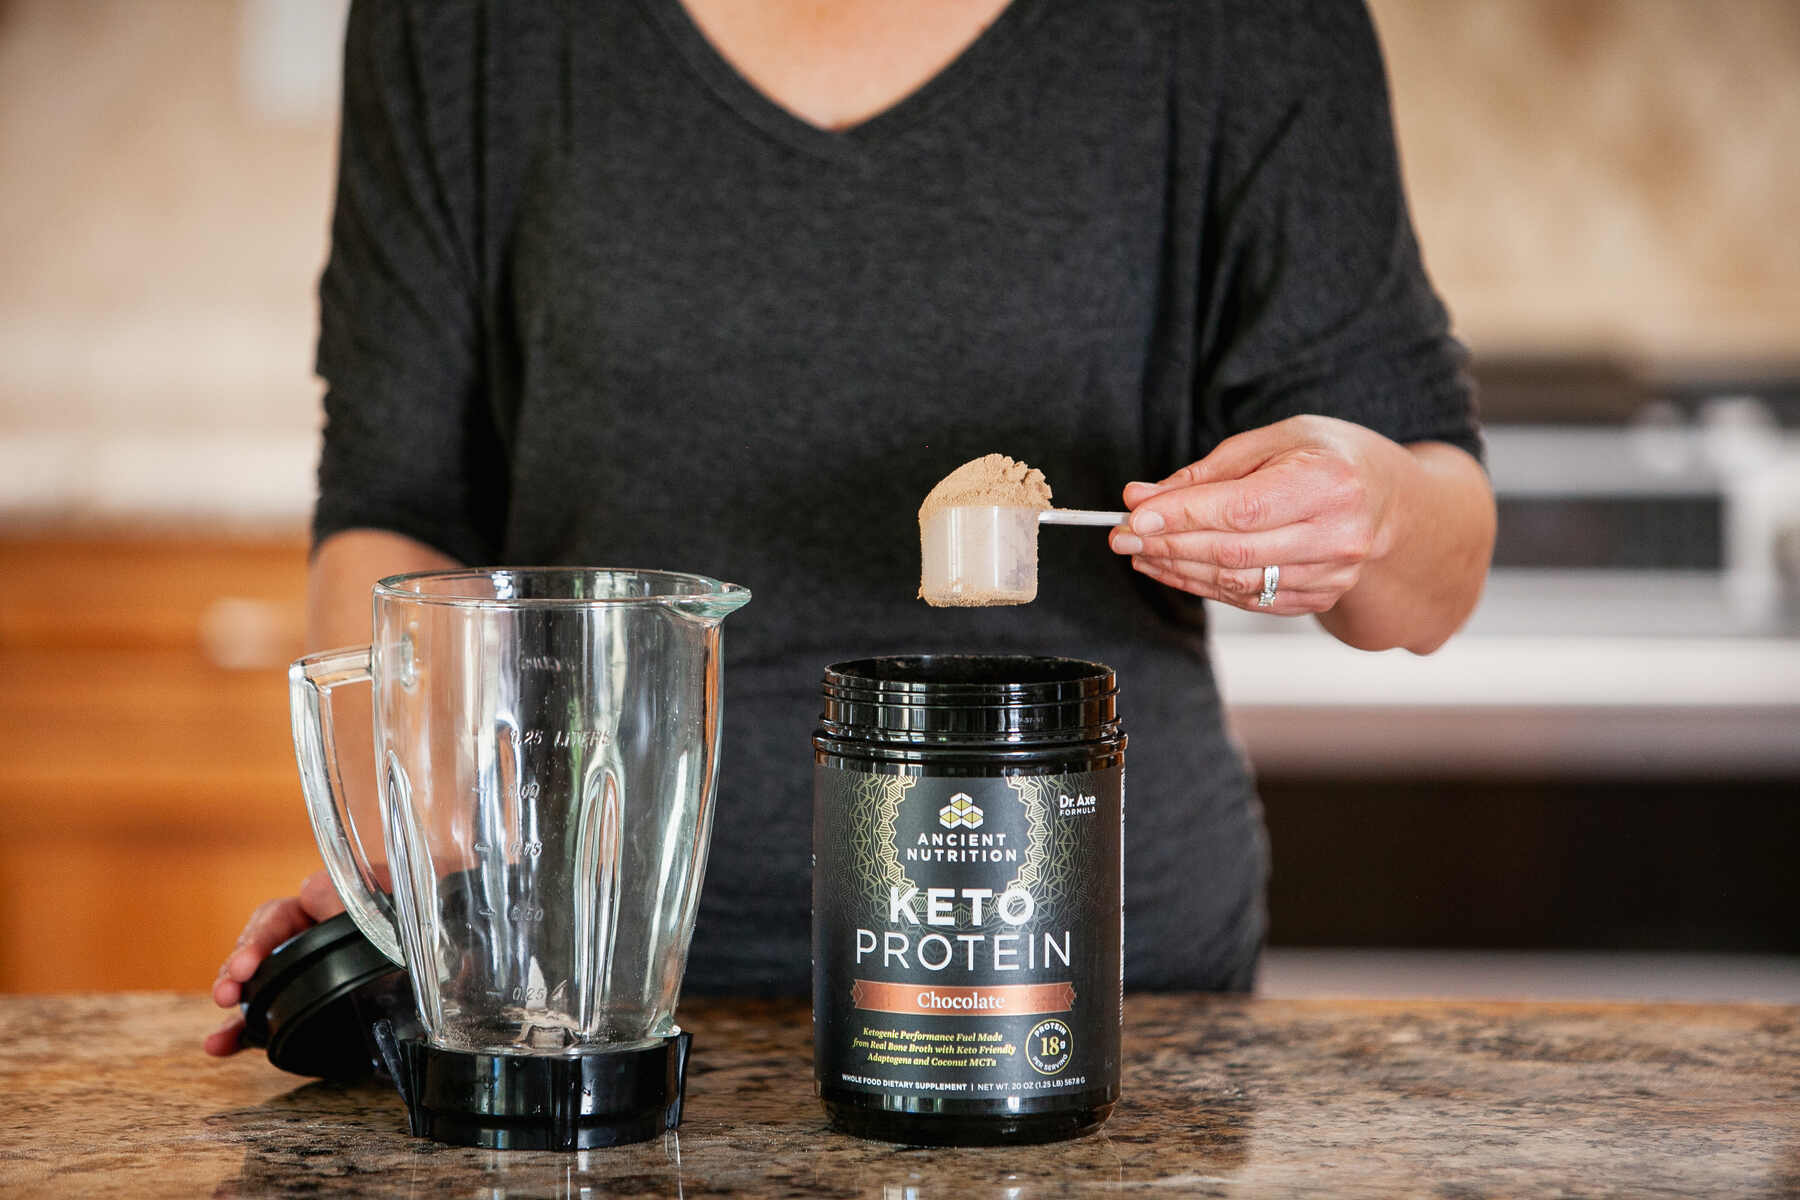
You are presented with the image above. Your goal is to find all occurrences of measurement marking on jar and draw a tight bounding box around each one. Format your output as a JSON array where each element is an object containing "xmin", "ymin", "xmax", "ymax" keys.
[
  {"xmin": 515, "ymin": 729, "xmax": 609, "ymax": 749},
  {"xmin": 472, "ymin": 839, "xmax": 544, "ymax": 857}
]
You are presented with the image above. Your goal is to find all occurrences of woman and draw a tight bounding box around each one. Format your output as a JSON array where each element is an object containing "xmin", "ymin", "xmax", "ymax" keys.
[{"xmin": 208, "ymin": 0, "xmax": 1492, "ymax": 1055}]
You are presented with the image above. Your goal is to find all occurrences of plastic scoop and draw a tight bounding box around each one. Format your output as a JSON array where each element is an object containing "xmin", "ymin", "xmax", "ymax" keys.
[{"xmin": 920, "ymin": 505, "xmax": 1127, "ymax": 607}]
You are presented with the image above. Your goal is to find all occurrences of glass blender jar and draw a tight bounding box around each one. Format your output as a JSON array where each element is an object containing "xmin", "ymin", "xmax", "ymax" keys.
[{"xmin": 288, "ymin": 567, "xmax": 749, "ymax": 1149}]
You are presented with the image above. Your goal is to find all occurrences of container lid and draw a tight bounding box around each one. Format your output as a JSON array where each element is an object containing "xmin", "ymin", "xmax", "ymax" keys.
[
  {"xmin": 818, "ymin": 654, "xmax": 1120, "ymax": 743},
  {"xmin": 238, "ymin": 912, "xmax": 407, "ymax": 1080}
]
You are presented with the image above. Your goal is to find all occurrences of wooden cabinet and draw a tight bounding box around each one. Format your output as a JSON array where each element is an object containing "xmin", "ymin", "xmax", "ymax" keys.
[{"xmin": 0, "ymin": 533, "xmax": 324, "ymax": 991}]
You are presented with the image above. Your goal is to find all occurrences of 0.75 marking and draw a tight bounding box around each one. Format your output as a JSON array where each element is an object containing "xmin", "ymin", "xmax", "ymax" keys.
[{"xmin": 472, "ymin": 839, "xmax": 544, "ymax": 858}]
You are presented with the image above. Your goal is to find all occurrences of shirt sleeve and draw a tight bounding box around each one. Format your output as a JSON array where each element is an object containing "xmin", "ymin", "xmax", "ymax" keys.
[
  {"xmin": 1194, "ymin": 0, "xmax": 1482, "ymax": 463},
  {"xmin": 312, "ymin": 0, "xmax": 507, "ymax": 563}
]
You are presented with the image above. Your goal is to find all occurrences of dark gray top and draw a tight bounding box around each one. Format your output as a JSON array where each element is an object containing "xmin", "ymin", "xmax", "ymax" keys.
[{"xmin": 314, "ymin": 0, "xmax": 1479, "ymax": 993}]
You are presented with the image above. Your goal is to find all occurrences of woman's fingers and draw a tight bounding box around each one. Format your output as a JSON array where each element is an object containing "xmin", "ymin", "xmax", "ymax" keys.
[
  {"xmin": 1124, "ymin": 424, "xmax": 1298, "ymax": 504},
  {"xmin": 211, "ymin": 896, "xmax": 316, "ymax": 1009},
  {"xmin": 299, "ymin": 869, "xmax": 348, "ymax": 922},
  {"xmin": 1130, "ymin": 555, "xmax": 1303, "ymax": 612},
  {"xmin": 212, "ymin": 872, "xmax": 345, "ymax": 1012},
  {"xmin": 1124, "ymin": 475, "xmax": 1317, "ymax": 539},
  {"xmin": 203, "ymin": 871, "xmax": 363, "ymax": 1056},
  {"xmin": 208, "ymin": 891, "xmax": 319, "ymax": 1059},
  {"xmin": 1131, "ymin": 556, "xmax": 1359, "ymax": 613},
  {"xmin": 1109, "ymin": 522, "xmax": 1330, "ymax": 569},
  {"xmin": 203, "ymin": 1015, "xmax": 246, "ymax": 1058}
]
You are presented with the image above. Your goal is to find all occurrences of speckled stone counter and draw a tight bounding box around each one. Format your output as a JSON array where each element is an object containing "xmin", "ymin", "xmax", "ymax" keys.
[{"xmin": 1, "ymin": 993, "xmax": 1795, "ymax": 1198}]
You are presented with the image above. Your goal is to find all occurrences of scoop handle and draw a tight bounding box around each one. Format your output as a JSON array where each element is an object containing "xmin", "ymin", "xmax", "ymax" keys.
[{"xmin": 1038, "ymin": 508, "xmax": 1129, "ymax": 527}]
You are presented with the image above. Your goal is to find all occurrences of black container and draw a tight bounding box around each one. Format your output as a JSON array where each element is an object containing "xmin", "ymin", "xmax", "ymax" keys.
[{"xmin": 812, "ymin": 655, "xmax": 1125, "ymax": 1146}]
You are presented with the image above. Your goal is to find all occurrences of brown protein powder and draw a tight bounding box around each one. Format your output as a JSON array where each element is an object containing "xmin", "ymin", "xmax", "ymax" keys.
[{"xmin": 812, "ymin": 655, "xmax": 1125, "ymax": 1145}]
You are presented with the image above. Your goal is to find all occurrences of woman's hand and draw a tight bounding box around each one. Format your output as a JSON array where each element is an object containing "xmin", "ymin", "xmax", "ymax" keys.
[
  {"xmin": 1110, "ymin": 415, "xmax": 1494, "ymax": 653},
  {"xmin": 1110, "ymin": 415, "xmax": 1404, "ymax": 614},
  {"xmin": 203, "ymin": 870, "xmax": 345, "ymax": 1057}
]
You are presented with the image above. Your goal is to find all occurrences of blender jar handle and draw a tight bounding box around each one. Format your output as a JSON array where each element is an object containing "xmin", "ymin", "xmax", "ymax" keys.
[{"xmin": 288, "ymin": 645, "xmax": 405, "ymax": 967}]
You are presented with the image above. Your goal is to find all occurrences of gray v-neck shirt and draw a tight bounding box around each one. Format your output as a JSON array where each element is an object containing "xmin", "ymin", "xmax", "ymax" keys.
[{"xmin": 315, "ymin": 0, "xmax": 1479, "ymax": 992}]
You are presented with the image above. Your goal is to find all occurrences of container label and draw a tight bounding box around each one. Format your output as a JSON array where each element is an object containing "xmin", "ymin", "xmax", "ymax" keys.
[{"xmin": 813, "ymin": 766, "xmax": 1122, "ymax": 1101}]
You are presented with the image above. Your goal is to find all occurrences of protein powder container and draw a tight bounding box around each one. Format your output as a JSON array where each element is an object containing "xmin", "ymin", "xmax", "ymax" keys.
[{"xmin": 812, "ymin": 655, "xmax": 1124, "ymax": 1145}]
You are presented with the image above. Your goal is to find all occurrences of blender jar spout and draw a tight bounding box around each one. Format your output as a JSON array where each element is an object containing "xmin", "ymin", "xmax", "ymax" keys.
[{"xmin": 669, "ymin": 581, "xmax": 752, "ymax": 625}]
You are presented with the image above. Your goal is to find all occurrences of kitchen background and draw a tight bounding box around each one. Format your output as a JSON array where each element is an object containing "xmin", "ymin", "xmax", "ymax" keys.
[{"xmin": 1, "ymin": 0, "xmax": 1795, "ymax": 997}]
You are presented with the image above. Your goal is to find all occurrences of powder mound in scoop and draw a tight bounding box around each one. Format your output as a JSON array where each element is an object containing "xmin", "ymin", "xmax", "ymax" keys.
[
  {"xmin": 917, "ymin": 454, "xmax": 1053, "ymax": 523},
  {"xmin": 917, "ymin": 454, "xmax": 1053, "ymax": 607}
]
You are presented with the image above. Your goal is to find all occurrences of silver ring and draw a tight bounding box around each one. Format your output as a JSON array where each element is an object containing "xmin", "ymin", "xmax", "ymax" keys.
[{"xmin": 1256, "ymin": 565, "xmax": 1280, "ymax": 608}]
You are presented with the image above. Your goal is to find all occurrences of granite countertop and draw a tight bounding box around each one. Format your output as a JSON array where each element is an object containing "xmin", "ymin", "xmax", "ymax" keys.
[{"xmin": 2, "ymin": 993, "xmax": 1795, "ymax": 1198}]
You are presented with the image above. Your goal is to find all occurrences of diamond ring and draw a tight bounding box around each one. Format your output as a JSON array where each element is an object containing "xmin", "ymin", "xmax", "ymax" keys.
[{"xmin": 1256, "ymin": 565, "xmax": 1280, "ymax": 608}]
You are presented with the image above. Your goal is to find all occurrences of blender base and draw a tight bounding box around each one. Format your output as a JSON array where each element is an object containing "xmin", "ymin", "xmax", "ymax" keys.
[{"xmin": 372, "ymin": 1023, "xmax": 693, "ymax": 1150}]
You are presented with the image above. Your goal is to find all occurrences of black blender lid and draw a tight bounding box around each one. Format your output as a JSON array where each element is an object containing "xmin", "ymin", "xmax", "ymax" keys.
[{"xmin": 239, "ymin": 911, "xmax": 405, "ymax": 1080}]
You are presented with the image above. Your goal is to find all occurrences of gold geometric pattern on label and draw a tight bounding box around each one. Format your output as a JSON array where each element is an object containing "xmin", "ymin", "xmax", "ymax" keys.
[
  {"xmin": 848, "ymin": 772, "xmax": 912, "ymax": 906},
  {"xmin": 1005, "ymin": 775, "xmax": 1072, "ymax": 927}
]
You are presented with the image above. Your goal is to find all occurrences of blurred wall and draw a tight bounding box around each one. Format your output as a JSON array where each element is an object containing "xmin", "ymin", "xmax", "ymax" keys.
[
  {"xmin": 0, "ymin": 0, "xmax": 341, "ymax": 442},
  {"xmin": 1372, "ymin": 0, "xmax": 1800, "ymax": 365},
  {"xmin": 0, "ymin": 1, "xmax": 339, "ymax": 991},
  {"xmin": 2, "ymin": 0, "xmax": 1799, "ymax": 451}
]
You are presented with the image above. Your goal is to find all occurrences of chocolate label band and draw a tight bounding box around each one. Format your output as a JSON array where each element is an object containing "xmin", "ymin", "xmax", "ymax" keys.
[{"xmin": 850, "ymin": 980, "xmax": 1076, "ymax": 1016}]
